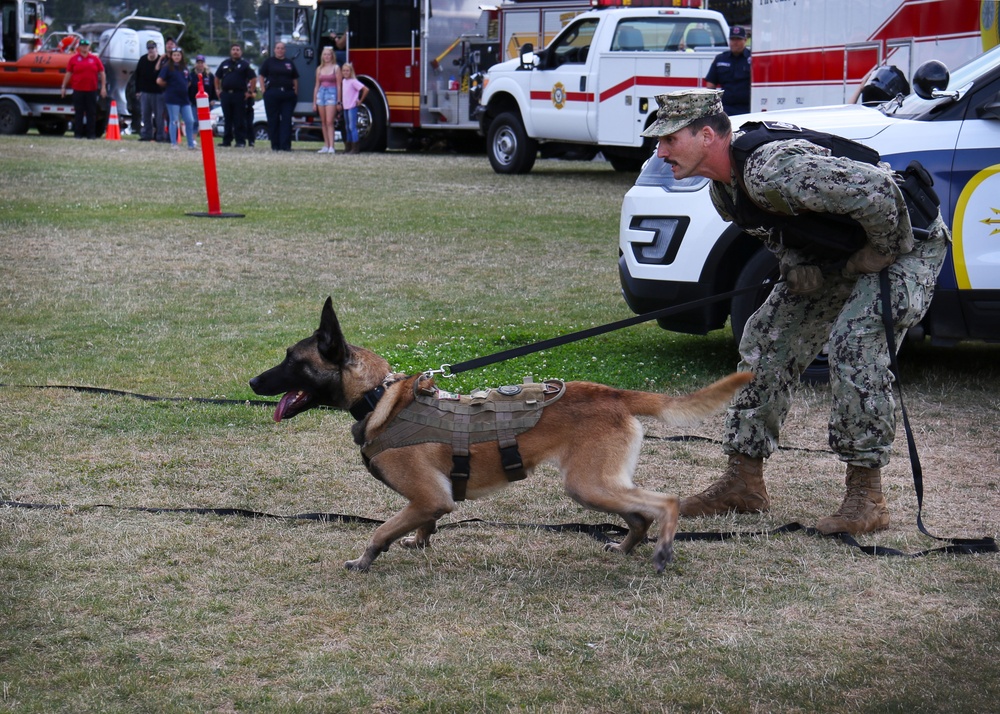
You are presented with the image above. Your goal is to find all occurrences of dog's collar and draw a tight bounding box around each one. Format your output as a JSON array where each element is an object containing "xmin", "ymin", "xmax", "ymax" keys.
[{"xmin": 349, "ymin": 373, "xmax": 403, "ymax": 421}]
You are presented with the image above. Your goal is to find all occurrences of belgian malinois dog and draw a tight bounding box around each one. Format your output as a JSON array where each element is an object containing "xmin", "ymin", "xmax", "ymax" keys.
[{"xmin": 250, "ymin": 298, "xmax": 752, "ymax": 572}]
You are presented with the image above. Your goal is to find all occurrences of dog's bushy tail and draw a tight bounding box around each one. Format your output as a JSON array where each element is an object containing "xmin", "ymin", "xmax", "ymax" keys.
[{"xmin": 628, "ymin": 372, "xmax": 753, "ymax": 426}]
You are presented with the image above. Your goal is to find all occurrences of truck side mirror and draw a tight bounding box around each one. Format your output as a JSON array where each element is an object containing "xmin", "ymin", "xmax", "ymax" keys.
[
  {"xmin": 519, "ymin": 43, "xmax": 535, "ymax": 70},
  {"xmin": 912, "ymin": 60, "xmax": 950, "ymax": 100}
]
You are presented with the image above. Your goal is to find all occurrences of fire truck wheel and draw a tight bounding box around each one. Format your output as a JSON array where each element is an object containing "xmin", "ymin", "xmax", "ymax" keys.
[
  {"xmin": 731, "ymin": 246, "xmax": 831, "ymax": 384},
  {"xmin": 487, "ymin": 112, "xmax": 537, "ymax": 174},
  {"xmin": 0, "ymin": 100, "xmax": 29, "ymax": 135},
  {"xmin": 36, "ymin": 119, "xmax": 68, "ymax": 136},
  {"xmin": 357, "ymin": 94, "xmax": 387, "ymax": 153}
]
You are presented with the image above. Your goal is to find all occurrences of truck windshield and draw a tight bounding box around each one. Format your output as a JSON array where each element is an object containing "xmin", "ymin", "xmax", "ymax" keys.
[{"xmin": 613, "ymin": 19, "xmax": 726, "ymax": 52}]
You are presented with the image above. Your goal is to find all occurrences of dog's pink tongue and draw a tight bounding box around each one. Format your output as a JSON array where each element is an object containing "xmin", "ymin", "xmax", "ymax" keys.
[{"xmin": 274, "ymin": 391, "xmax": 306, "ymax": 422}]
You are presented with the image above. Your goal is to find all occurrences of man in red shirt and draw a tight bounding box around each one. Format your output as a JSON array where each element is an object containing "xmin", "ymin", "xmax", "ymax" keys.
[{"xmin": 60, "ymin": 39, "xmax": 107, "ymax": 139}]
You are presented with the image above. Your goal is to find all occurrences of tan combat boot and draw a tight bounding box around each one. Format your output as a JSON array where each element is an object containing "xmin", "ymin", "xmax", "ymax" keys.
[
  {"xmin": 680, "ymin": 453, "xmax": 770, "ymax": 517},
  {"xmin": 816, "ymin": 464, "xmax": 890, "ymax": 535}
]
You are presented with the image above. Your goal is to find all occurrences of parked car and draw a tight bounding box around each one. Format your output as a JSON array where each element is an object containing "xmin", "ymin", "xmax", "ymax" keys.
[
  {"xmin": 210, "ymin": 100, "xmax": 331, "ymax": 143},
  {"xmin": 618, "ymin": 45, "xmax": 1000, "ymax": 380}
]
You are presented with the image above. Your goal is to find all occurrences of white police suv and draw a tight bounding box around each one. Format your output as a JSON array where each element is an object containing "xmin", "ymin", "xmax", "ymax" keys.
[{"xmin": 618, "ymin": 44, "xmax": 1000, "ymax": 378}]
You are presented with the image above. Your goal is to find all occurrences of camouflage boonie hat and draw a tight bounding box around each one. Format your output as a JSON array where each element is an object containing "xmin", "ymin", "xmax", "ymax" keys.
[{"xmin": 641, "ymin": 89, "xmax": 725, "ymax": 138}]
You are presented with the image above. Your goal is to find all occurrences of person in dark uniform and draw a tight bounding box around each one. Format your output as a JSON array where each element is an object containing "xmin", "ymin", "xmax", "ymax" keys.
[
  {"xmin": 704, "ymin": 25, "xmax": 751, "ymax": 116},
  {"xmin": 214, "ymin": 43, "xmax": 256, "ymax": 148},
  {"xmin": 258, "ymin": 42, "xmax": 300, "ymax": 152}
]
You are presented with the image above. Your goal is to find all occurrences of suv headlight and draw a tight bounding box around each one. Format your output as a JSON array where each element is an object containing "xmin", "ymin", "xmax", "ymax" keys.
[
  {"xmin": 629, "ymin": 216, "xmax": 690, "ymax": 264},
  {"xmin": 636, "ymin": 156, "xmax": 711, "ymax": 192}
]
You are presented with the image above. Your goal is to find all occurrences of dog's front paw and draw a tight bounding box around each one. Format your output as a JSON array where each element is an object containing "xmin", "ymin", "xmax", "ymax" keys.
[
  {"xmin": 605, "ymin": 542, "xmax": 627, "ymax": 555},
  {"xmin": 652, "ymin": 543, "xmax": 674, "ymax": 573},
  {"xmin": 344, "ymin": 558, "xmax": 371, "ymax": 572}
]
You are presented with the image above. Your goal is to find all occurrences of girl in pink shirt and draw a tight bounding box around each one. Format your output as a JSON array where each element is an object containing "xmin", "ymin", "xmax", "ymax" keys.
[{"xmin": 340, "ymin": 63, "xmax": 368, "ymax": 154}]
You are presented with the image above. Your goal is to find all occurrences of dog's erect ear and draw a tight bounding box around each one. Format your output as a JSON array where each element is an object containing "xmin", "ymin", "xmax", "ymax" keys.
[{"xmin": 317, "ymin": 296, "xmax": 349, "ymax": 365}]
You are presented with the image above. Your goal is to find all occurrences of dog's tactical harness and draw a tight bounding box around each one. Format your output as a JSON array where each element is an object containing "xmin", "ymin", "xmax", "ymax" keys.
[{"xmin": 359, "ymin": 376, "xmax": 566, "ymax": 501}]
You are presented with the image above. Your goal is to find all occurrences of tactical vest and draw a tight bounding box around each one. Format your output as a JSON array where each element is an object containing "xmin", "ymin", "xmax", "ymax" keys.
[
  {"xmin": 723, "ymin": 121, "xmax": 940, "ymax": 258},
  {"xmin": 361, "ymin": 376, "xmax": 567, "ymax": 501},
  {"xmin": 722, "ymin": 120, "xmax": 883, "ymax": 259}
]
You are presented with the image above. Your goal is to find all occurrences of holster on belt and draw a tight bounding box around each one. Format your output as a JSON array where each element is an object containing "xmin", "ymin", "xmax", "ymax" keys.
[{"xmin": 895, "ymin": 159, "xmax": 940, "ymax": 232}]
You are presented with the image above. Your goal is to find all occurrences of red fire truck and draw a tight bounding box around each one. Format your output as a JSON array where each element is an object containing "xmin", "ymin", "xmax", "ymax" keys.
[{"xmin": 266, "ymin": 0, "xmax": 706, "ymax": 152}]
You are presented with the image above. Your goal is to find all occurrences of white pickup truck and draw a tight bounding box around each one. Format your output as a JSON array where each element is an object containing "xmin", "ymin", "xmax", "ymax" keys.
[
  {"xmin": 618, "ymin": 46, "xmax": 1000, "ymax": 380},
  {"xmin": 477, "ymin": 6, "xmax": 729, "ymax": 174}
]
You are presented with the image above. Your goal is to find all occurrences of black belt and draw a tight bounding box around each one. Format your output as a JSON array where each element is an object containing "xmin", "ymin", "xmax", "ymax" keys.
[{"xmin": 222, "ymin": 89, "xmax": 244, "ymax": 94}]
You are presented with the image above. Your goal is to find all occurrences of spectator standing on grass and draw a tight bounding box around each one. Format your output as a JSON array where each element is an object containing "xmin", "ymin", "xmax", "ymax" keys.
[
  {"xmin": 189, "ymin": 54, "xmax": 218, "ymax": 108},
  {"xmin": 340, "ymin": 62, "xmax": 368, "ymax": 154},
  {"xmin": 215, "ymin": 43, "xmax": 256, "ymax": 148},
  {"xmin": 160, "ymin": 37, "xmax": 178, "ymax": 140},
  {"xmin": 157, "ymin": 47, "xmax": 198, "ymax": 150},
  {"xmin": 641, "ymin": 89, "xmax": 949, "ymax": 535},
  {"xmin": 134, "ymin": 40, "xmax": 164, "ymax": 142},
  {"xmin": 312, "ymin": 46, "xmax": 342, "ymax": 154},
  {"xmin": 60, "ymin": 38, "xmax": 106, "ymax": 140},
  {"xmin": 258, "ymin": 42, "xmax": 299, "ymax": 152},
  {"xmin": 704, "ymin": 26, "xmax": 751, "ymax": 116}
]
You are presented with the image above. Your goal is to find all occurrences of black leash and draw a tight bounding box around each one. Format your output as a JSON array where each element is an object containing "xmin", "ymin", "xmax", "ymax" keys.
[
  {"xmin": 445, "ymin": 283, "xmax": 766, "ymax": 375},
  {"xmin": 0, "ymin": 286, "xmax": 765, "ymax": 405},
  {"xmin": 877, "ymin": 268, "xmax": 996, "ymax": 554},
  {"xmin": 0, "ymin": 382, "xmax": 276, "ymax": 407}
]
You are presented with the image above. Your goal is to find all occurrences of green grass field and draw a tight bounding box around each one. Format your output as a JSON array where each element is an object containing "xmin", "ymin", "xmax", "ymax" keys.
[{"xmin": 1, "ymin": 135, "xmax": 998, "ymax": 713}]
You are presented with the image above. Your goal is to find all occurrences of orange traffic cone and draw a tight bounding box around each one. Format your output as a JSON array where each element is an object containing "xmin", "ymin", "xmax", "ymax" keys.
[{"xmin": 105, "ymin": 100, "xmax": 121, "ymax": 141}]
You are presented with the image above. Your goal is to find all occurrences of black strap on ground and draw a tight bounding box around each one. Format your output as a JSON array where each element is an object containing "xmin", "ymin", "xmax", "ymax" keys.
[
  {"xmin": 446, "ymin": 283, "xmax": 767, "ymax": 375},
  {"xmin": 0, "ymin": 499, "xmax": 989, "ymax": 558},
  {"xmin": 878, "ymin": 268, "xmax": 996, "ymax": 555}
]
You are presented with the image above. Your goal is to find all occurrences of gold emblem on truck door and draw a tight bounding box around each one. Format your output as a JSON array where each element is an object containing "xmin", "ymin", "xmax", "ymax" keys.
[{"xmin": 552, "ymin": 82, "xmax": 566, "ymax": 109}]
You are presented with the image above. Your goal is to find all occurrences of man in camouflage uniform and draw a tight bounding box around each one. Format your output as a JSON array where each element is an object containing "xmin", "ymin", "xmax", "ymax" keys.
[{"xmin": 641, "ymin": 89, "xmax": 949, "ymax": 534}]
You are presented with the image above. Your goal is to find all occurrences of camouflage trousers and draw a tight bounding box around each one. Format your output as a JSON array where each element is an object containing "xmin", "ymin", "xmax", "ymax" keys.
[{"xmin": 725, "ymin": 224, "xmax": 949, "ymax": 468}]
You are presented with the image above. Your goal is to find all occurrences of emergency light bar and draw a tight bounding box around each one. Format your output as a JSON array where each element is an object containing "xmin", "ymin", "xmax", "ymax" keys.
[{"xmin": 589, "ymin": 0, "xmax": 703, "ymax": 8}]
